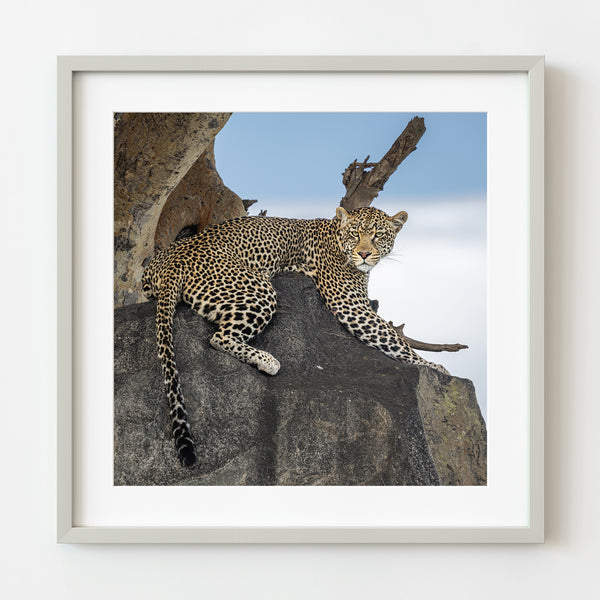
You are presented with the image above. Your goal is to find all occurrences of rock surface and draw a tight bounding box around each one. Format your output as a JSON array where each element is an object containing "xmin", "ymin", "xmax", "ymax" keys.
[{"xmin": 114, "ymin": 273, "xmax": 487, "ymax": 486}]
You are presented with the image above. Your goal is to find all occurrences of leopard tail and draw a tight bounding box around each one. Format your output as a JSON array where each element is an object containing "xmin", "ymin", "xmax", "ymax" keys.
[{"xmin": 156, "ymin": 284, "xmax": 197, "ymax": 467}]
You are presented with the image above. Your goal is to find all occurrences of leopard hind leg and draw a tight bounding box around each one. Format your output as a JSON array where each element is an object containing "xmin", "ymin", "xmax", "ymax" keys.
[
  {"xmin": 211, "ymin": 327, "xmax": 281, "ymax": 375},
  {"xmin": 197, "ymin": 274, "xmax": 280, "ymax": 375}
]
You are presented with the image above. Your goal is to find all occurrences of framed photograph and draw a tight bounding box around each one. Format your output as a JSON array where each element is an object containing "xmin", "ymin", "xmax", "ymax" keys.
[{"xmin": 58, "ymin": 55, "xmax": 544, "ymax": 543}]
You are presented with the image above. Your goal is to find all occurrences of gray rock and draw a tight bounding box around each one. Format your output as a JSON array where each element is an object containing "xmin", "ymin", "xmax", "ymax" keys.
[{"xmin": 114, "ymin": 273, "xmax": 487, "ymax": 486}]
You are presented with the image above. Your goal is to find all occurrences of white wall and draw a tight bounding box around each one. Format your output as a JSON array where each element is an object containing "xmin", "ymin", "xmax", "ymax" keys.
[{"xmin": 2, "ymin": 1, "xmax": 598, "ymax": 598}]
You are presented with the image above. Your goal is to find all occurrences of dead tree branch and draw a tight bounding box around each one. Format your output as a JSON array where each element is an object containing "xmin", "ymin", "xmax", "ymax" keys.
[
  {"xmin": 391, "ymin": 322, "xmax": 468, "ymax": 353},
  {"xmin": 340, "ymin": 116, "xmax": 427, "ymax": 211}
]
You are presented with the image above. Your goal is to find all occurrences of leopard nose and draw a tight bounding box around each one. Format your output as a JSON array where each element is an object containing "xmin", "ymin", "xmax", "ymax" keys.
[{"xmin": 358, "ymin": 251, "xmax": 371, "ymax": 259}]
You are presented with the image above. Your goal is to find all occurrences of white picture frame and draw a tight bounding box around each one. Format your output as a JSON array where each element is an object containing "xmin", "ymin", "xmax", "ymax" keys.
[{"xmin": 57, "ymin": 55, "xmax": 544, "ymax": 543}]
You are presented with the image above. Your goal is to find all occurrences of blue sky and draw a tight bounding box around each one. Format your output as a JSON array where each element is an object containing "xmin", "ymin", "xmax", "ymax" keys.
[
  {"xmin": 215, "ymin": 112, "xmax": 486, "ymax": 209},
  {"xmin": 214, "ymin": 113, "xmax": 488, "ymax": 418}
]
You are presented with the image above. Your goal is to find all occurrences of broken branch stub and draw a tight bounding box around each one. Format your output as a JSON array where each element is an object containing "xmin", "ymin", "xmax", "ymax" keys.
[{"xmin": 392, "ymin": 322, "xmax": 468, "ymax": 353}]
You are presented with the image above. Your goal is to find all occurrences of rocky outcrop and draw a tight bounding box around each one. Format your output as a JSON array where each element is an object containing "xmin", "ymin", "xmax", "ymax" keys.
[
  {"xmin": 114, "ymin": 273, "xmax": 487, "ymax": 486},
  {"xmin": 114, "ymin": 113, "xmax": 245, "ymax": 307}
]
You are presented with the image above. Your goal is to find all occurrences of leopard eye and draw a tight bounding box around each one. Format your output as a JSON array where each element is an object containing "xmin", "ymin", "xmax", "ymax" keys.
[{"xmin": 374, "ymin": 231, "xmax": 384, "ymax": 239}]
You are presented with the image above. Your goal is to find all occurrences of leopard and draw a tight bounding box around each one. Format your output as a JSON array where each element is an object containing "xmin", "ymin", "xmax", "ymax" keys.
[{"xmin": 142, "ymin": 205, "xmax": 449, "ymax": 467}]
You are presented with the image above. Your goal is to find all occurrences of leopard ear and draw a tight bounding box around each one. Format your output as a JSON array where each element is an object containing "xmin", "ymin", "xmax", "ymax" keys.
[
  {"xmin": 388, "ymin": 210, "xmax": 408, "ymax": 233},
  {"xmin": 335, "ymin": 206, "xmax": 351, "ymax": 228}
]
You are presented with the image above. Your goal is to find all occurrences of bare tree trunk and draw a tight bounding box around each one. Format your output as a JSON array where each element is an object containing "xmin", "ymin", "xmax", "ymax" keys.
[
  {"xmin": 340, "ymin": 116, "xmax": 426, "ymax": 211},
  {"xmin": 114, "ymin": 113, "xmax": 233, "ymax": 306},
  {"xmin": 153, "ymin": 142, "xmax": 246, "ymax": 252}
]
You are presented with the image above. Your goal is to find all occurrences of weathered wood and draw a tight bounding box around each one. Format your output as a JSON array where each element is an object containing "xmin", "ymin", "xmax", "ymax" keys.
[
  {"xmin": 391, "ymin": 323, "xmax": 469, "ymax": 353},
  {"xmin": 340, "ymin": 116, "xmax": 426, "ymax": 211}
]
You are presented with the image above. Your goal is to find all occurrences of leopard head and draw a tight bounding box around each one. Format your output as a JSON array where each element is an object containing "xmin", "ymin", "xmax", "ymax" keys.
[{"xmin": 335, "ymin": 206, "xmax": 408, "ymax": 273}]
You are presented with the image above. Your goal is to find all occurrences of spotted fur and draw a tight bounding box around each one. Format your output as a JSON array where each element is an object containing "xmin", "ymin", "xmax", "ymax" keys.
[{"xmin": 143, "ymin": 206, "xmax": 448, "ymax": 466}]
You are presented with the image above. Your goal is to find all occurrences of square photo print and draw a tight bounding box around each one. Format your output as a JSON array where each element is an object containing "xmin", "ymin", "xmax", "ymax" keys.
[{"xmin": 113, "ymin": 112, "xmax": 487, "ymax": 486}]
